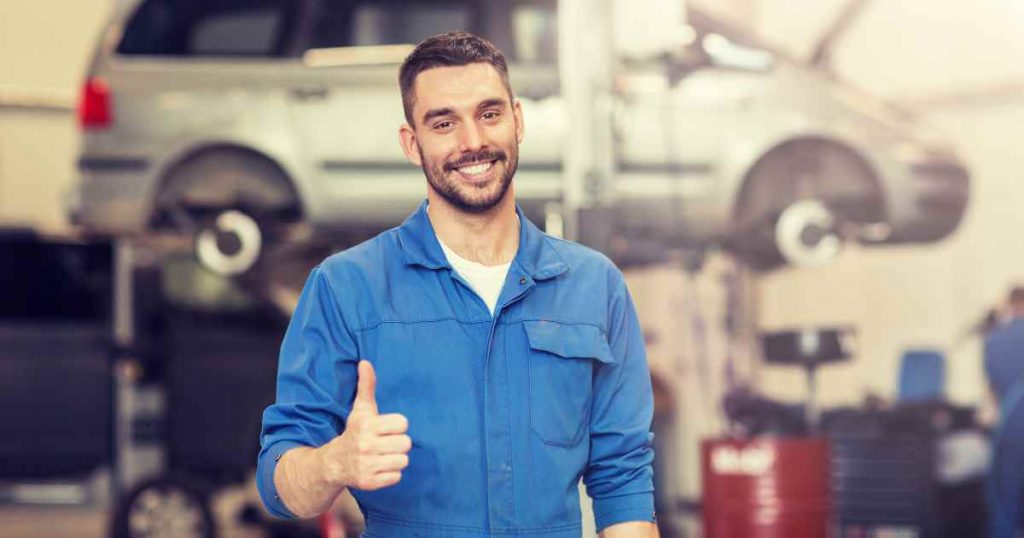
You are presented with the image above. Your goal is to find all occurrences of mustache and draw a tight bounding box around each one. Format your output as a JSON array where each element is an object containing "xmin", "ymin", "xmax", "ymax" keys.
[{"xmin": 444, "ymin": 149, "xmax": 507, "ymax": 172}]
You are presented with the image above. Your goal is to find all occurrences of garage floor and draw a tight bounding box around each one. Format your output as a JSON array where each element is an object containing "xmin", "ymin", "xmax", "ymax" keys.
[
  {"xmin": 0, "ymin": 483, "xmax": 277, "ymax": 538},
  {"xmin": 0, "ymin": 505, "xmax": 106, "ymax": 538},
  {"xmin": 0, "ymin": 505, "xmax": 281, "ymax": 538}
]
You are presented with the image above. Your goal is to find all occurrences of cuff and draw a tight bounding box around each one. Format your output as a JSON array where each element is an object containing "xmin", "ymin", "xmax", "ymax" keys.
[
  {"xmin": 257, "ymin": 440, "xmax": 311, "ymax": 519},
  {"xmin": 592, "ymin": 491, "xmax": 656, "ymax": 532}
]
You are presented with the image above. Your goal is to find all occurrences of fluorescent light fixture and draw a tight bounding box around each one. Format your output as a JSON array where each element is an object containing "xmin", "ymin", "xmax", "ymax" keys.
[{"xmin": 703, "ymin": 33, "xmax": 774, "ymax": 71}]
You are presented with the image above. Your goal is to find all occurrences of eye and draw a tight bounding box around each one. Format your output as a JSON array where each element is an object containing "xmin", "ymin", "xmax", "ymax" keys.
[
  {"xmin": 433, "ymin": 120, "xmax": 454, "ymax": 131},
  {"xmin": 481, "ymin": 110, "xmax": 501, "ymax": 121}
]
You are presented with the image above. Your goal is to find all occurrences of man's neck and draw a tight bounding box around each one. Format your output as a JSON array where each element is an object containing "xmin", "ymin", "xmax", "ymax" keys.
[{"xmin": 426, "ymin": 195, "xmax": 519, "ymax": 266}]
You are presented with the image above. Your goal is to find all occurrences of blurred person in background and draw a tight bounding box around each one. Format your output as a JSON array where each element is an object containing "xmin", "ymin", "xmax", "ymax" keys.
[
  {"xmin": 256, "ymin": 32, "xmax": 658, "ymax": 537},
  {"xmin": 984, "ymin": 286, "xmax": 1024, "ymax": 538},
  {"xmin": 984, "ymin": 287, "xmax": 1024, "ymax": 406}
]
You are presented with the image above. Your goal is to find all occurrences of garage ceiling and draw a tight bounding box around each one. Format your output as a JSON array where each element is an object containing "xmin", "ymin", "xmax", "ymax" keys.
[{"xmin": 693, "ymin": 0, "xmax": 1024, "ymax": 104}]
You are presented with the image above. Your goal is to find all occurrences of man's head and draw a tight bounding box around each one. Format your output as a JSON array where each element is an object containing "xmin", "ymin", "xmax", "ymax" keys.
[
  {"xmin": 397, "ymin": 32, "xmax": 524, "ymax": 215},
  {"xmin": 399, "ymin": 32, "xmax": 513, "ymax": 125},
  {"xmin": 1009, "ymin": 286, "xmax": 1024, "ymax": 315}
]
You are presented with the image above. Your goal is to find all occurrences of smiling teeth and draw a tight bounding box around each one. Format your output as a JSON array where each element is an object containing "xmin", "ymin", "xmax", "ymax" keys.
[{"xmin": 458, "ymin": 162, "xmax": 493, "ymax": 175}]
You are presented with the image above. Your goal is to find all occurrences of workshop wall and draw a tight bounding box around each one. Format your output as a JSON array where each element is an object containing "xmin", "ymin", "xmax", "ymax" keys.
[{"xmin": 0, "ymin": 0, "xmax": 113, "ymax": 231}]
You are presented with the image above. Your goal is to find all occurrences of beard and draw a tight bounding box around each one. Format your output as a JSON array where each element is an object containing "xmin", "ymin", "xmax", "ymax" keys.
[{"xmin": 418, "ymin": 143, "xmax": 518, "ymax": 214}]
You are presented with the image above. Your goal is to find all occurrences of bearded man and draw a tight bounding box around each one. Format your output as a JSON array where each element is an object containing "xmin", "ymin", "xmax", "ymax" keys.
[{"xmin": 257, "ymin": 31, "xmax": 658, "ymax": 538}]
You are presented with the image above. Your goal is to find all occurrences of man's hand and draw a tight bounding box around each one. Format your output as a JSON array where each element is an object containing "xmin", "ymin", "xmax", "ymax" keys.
[
  {"xmin": 319, "ymin": 360, "xmax": 411, "ymax": 490},
  {"xmin": 273, "ymin": 360, "xmax": 411, "ymax": 518},
  {"xmin": 599, "ymin": 521, "xmax": 660, "ymax": 537}
]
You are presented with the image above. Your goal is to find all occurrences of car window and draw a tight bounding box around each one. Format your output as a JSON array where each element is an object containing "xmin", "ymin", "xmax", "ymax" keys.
[
  {"xmin": 305, "ymin": 0, "xmax": 556, "ymax": 65},
  {"xmin": 190, "ymin": 8, "xmax": 282, "ymax": 55},
  {"xmin": 354, "ymin": 4, "xmax": 471, "ymax": 46},
  {"xmin": 117, "ymin": 0, "xmax": 296, "ymax": 57},
  {"xmin": 309, "ymin": 0, "xmax": 474, "ymax": 50}
]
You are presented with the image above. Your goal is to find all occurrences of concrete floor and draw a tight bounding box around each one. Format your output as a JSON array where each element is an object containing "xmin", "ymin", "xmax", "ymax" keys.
[
  {"xmin": 0, "ymin": 489, "xmax": 614, "ymax": 538},
  {"xmin": 0, "ymin": 504, "xmax": 284, "ymax": 538},
  {"xmin": 0, "ymin": 505, "xmax": 106, "ymax": 538},
  {"xmin": 0, "ymin": 483, "xmax": 279, "ymax": 538}
]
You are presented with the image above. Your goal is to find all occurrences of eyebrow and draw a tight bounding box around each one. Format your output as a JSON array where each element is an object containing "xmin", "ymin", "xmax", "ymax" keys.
[
  {"xmin": 420, "ymin": 98, "xmax": 509, "ymax": 125},
  {"xmin": 421, "ymin": 107, "xmax": 455, "ymax": 124},
  {"xmin": 477, "ymin": 98, "xmax": 507, "ymax": 111}
]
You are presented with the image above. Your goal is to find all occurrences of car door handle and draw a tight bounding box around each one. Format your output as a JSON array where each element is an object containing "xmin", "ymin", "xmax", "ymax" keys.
[{"xmin": 288, "ymin": 87, "xmax": 329, "ymax": 101}]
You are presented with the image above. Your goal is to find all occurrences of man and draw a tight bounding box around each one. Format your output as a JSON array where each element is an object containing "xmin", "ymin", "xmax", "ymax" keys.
[
  {"xmin": 985, "ymin": 287, "xmax": 1024, "ymax": 405},
  {"xmin": 984, "ymin": 287, "xmax": 1024, "ymax": 538},
  {"xmin": 257, "ymin": 32, "xmax": 658, "ymax": 537}
]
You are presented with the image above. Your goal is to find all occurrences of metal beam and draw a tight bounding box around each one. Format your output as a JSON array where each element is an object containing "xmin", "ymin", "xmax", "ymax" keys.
[
  {"xmin": 557, "ymin": 0, "xmax": 616, "ymax": 241},
  {"xmin": 810, "ymin": 0, "xmax": 875, "ymax": 70}
]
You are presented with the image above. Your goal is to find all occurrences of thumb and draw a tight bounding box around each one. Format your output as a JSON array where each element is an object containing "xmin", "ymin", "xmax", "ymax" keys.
[{"xmin": 352, "ymin": 360, "xmax": 378, "ymax": 415}]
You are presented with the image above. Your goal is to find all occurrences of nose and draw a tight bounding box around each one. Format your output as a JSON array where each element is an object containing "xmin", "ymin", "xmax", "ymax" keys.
[{"xmin": 458, "ymin": 120, "xmax": 486, "ymax": 152}]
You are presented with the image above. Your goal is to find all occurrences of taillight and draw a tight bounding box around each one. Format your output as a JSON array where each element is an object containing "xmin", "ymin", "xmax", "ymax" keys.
[{"xmin": 78, "ymin": 77, "xmax": 112, "ymax": 129}]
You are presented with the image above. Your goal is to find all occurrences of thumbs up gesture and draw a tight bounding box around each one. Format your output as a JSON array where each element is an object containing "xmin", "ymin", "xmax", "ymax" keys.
[{"xmin": 319, "ymin": 360, "xmax": 411, "ymax": 491}]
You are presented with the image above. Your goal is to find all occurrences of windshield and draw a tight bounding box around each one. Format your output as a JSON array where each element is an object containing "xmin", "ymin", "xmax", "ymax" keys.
[{"xmin": 117, "ymin": 0, "xmax": 300, "ymax": 57}]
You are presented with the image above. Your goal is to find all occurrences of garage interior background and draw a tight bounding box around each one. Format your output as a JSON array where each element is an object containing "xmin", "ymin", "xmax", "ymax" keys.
[{"xmin": 1, "ymin": 0, "xmax": 1023, "ymax": 535}]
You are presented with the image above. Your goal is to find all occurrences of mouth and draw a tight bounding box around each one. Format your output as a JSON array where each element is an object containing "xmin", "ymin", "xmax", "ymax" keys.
[{"xmin": 451, "ymin": 160, "xmax": 497, "ymax": 181}]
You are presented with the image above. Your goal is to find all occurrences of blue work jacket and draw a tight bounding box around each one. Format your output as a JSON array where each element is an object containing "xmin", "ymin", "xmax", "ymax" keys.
[
  {"xmin": 985, "ymin": 317, "xmax": 1024, "ymax": 403},
  {"xmin": 258, "ymin": 201, "xmax": 655, "ymax": 537}
]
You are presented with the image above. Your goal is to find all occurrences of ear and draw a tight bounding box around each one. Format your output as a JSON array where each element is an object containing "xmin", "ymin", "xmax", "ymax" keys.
[
  {"xmin": 398, "ymin": 123, "xmax": 422, "ymax": 166},
  {"xmin": 513, "ymin": 99, "xmax": 525, "ymax": 144}
]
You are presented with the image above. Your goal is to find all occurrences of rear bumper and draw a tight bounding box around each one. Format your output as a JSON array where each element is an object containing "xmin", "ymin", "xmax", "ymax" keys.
[{"xmin": 70, "ymin": 157, "xmax": 156, "ymax": 234}]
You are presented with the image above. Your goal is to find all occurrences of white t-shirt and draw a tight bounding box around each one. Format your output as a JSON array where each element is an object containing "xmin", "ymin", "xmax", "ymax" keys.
[{"xmin": 437, "ymin": 237, "xmax": 512, "ymax": 316}]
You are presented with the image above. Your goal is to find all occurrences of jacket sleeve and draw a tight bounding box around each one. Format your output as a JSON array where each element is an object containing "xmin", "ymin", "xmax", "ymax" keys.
[
  {"xmin": 256, "ymin": 265, "xmax": 360, "ymax": 518},
  {"xmin": 584, "ymin": 269, "xmax": 656, "ymax": 531}
]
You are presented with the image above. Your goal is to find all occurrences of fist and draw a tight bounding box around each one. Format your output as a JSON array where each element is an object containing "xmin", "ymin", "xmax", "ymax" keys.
[{"xmin": 320, "ymin": 360, "xmax": 411, "ymax": 491}]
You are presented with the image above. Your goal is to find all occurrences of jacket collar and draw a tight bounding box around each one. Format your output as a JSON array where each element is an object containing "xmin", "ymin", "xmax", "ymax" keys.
[{"xmin": 396, "ymin": 200, "xmax": 569, "ymax": 281}]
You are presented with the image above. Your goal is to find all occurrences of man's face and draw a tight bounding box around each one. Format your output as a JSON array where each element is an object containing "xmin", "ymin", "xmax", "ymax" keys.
[{"xmin": 399, "ymin": 63, "xmax": 525, "ymax": 214}]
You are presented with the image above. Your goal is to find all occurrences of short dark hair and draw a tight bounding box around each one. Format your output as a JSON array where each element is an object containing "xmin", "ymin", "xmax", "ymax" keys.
[{"xmin": 399, "ymin": 31, "xmax": 512, "ymax": 125}]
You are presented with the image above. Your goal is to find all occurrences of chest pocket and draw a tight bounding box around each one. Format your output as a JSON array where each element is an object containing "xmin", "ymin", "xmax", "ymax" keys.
[{"xmin": 525, "ymin": 320, "xmax": 614, "ymax": 447}]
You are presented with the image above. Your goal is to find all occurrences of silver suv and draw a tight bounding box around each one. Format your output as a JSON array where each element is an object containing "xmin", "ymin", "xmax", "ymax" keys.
[{"xmin": 70, "ymin": 0, "xmax": 969, "ymax": 274}]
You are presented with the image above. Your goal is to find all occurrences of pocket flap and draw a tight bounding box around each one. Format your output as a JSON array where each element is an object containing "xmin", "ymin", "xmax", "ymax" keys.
[{"xmin": 524, "ymin": 320, "xmax": 614, "ymax": 364}]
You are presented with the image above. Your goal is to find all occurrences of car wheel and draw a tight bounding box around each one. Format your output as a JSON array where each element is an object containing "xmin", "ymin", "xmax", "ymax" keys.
[
  {"xmin": 193, "ymin": 208, "xmax": 264, "ymax": 276},
  {"xmin": 729, "ymin": 139, "xmax": 884, "ymax": 271},
  {"xmin": 774, "ymin": 199, "xmax": 842, "ymax": 267},
  {"xmin": 110, "ymin": 476, "xmax": 216, "ymax": 538},
  {"xmin": 153, "ymin": 151, "xmax": 301, "ymax": 276}
]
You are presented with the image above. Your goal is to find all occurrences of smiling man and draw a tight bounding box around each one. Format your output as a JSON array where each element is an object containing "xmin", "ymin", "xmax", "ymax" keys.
[
  {"xmin": 403, "ymin": 62, "xmax": 519, "ymax": 217},
  {"xmin": 257, "ymin": 32, "xmax": 658, "ymax": 537}
]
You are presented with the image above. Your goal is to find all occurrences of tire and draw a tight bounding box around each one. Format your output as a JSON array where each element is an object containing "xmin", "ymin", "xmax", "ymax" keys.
[
  {"xmin": 729, "ymin": 139, "xmax": 884, "ymax": 271},
  {"xmin": 109, "ymin": 475, "xmax": 217, "ymax": 538},
  {"xmin": 153, "ymin": 151, "xmax": 300, "ymax": 276}
]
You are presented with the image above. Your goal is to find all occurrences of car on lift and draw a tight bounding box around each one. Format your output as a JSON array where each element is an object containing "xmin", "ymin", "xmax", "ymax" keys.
[{"xmin": 69, "ymin": 0, "xmax": 969, "ymax": 274}]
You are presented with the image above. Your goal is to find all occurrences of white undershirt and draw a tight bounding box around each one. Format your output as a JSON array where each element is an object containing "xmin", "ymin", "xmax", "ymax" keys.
[{"xmin": 437, "ymin": 237, "xmax": 512, "ymax": 316}]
